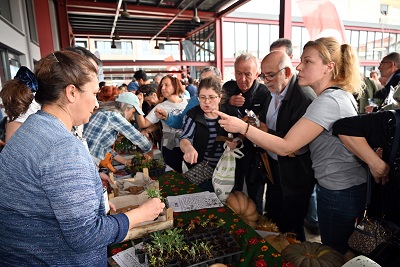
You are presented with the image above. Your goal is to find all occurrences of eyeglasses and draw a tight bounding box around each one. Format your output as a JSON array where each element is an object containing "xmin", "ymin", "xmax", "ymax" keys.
[
  {"xmin": 259, "ymin": 67, "xmax": 286, "ymax": 81},
  {"xmin": 379, "ymin": 61, "xmax": 392, "ymax": 66},
  {"xmin": 198, "ymin": 95, "xmax": 219, "ymax": 102}
]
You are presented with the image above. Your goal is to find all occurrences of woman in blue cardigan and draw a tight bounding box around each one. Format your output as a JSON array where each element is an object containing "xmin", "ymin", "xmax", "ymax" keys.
[{"xmin": 0, "ymin": 50, "xmax": 164, "ymax": 266}]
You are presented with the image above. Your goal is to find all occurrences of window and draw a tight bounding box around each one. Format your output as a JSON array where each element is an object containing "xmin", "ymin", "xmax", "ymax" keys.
[
  {"xmin": 26, "ymin": 0, "xmax": 38, "ymax": 43},
  {"xmin": 76, "ymin": 41, "xmax": 88, "ymax": 48},
  {"xmin": 380, "ymin": 4, "xmax": 388, "ymax": 16},
  {"xmin": 223, "ymin": 22, "xmax": 235, "ymax": 58},
  {"xmin": 0, "ymin": 0, "xmax": 12, "ymax": 23},
  {"xmin": 247, "ymin": 24, "xmax": 259, "ymax": 57},
  {"xmin": 235, "ymin": 23, "xmax": 247, "ymax": 56}
]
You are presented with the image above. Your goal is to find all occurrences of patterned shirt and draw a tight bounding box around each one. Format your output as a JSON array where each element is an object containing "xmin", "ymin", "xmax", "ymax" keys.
[
  {"xmin": 180, "ymin": 115, "xmax": 223, "ymax": 167},
  {"xmin": 84, "ymin": 109, "xmax": 152, "ymax": 159}
]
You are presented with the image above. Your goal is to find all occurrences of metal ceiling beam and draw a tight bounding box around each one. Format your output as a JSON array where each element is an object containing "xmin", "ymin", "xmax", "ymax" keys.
[
  {"xmin": 102, "ymin": 60, "xmax": 214, "ymax": 67},
  {"xmin": 216, "ymin": 0, "xmax": 252, "ymax": 17},
  {"xmin": 110, "ymin": 0, "xmax": 123, "ymax": 39},
  {"xmin": 149, "ymin": 1, "xmax": 194, "ymax": 42},
  {"xmin": 67, "ymin": 1, "xmax": 215, "ymax": 20}
]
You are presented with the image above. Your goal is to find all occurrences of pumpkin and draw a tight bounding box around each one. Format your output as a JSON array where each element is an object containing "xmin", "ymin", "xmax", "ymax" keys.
[
  {"xmin": 282, "ymin": 241, "xmax": 345, "ymax": 267},
  {"xmin": 225, "ymin": 191, "xmax": 258, "ymax": 228}
]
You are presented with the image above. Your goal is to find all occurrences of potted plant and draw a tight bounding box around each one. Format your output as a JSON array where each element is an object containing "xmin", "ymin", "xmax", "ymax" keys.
[{"xmin": 128, "ymin": 151, "xmax": 166, "ymax": 177}]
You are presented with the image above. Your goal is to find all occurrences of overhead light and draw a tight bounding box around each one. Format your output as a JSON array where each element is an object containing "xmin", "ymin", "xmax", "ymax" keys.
[
  {"xmin": 121, "ymin": 1, "xmax": 131, "ymax": 19},
  {"xmin": 154, "ymin": 40, "xmax": 159, "ymax": 49},
  {"xmin": 111, "ymin": 39, "xmax": 117, "ymax": 49},
  {"xmin": 114, "ymin": 30, "xmax": 121, "ymax": 40},
  {"xmin": 166, "ymin": 32, "xmax": 171, "ymax": 42},
  {"xmin": 191, "ymin": 8, "xmax": 200, "ymax": 24}
]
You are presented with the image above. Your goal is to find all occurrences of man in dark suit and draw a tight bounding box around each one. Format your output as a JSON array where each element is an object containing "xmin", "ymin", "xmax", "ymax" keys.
[
  {"xmin": 375, "ymin": 52, "xmax": 400, "ymax": 103},
  {"xmin": 258, "ymin": 50, "xmax": 316, "ymax": 241},
  {"xmin": 222, "ymin": 53, "xmax": 269, "ymax": 213}
]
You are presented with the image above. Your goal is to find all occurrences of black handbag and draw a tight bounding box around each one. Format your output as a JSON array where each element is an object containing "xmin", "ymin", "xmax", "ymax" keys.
[
  {"xmin": 183, "ymin": 138, "xmax": 219, "ymax": 185},
  {"xmin": 183, "ymin": 161, "xmax": 214, "ymax": 185}
]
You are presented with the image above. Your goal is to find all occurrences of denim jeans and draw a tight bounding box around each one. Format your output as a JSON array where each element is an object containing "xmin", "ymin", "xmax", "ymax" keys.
[
  {"xmin": 317, "ymin": 183, "xmax": 366, "ymax": 254},
  {"xmin": 305, "ymin": 184, "xmax": 318, "ymax": 227}
]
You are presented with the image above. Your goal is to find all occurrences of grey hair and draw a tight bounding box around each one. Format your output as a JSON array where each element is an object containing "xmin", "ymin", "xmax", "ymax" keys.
[
  {"xmin": 200, "ymin": 66, "xmax": 222, "ymax": 79},
  {"xmin": 98, "ymin": 101, "xmax": 134, "ymax": 116},
  {"xmin": 234, "ymin": 52, "xmax": 260, "ymax": 71}
]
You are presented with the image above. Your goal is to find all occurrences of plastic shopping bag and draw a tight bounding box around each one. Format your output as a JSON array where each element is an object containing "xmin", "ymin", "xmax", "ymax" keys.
[{"xmin": 212, "ymin": 140, "xmax": 244, "ymax": 203}]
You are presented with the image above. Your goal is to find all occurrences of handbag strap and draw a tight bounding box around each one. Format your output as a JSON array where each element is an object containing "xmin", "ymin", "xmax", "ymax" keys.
[{"xmin": 389, "ymin": 110, "xmax": 400, "ymax": 166}]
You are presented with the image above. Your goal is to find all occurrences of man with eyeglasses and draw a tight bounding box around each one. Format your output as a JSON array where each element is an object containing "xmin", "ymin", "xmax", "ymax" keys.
[
  {"xmin": 222, "ymin": 53, "xmax": 269, "ymax": 213},
  {"xmin": 258, "ymin": 50, "xmax": 316, "ymax": 241},
  {"xmin": 375, "ymin": 52, "xmax": 400, "ymax": 103}
]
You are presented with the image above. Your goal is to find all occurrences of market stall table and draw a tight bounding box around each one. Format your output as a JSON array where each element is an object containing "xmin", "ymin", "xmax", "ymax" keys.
[{"xmin": 108, "ymin": 172, "xmax": 286, "ymax": 267}]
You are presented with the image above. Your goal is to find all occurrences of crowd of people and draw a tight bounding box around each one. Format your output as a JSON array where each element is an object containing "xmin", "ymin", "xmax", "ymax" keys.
[{"xmin": 0, "ymin": 36, "xmax": 400, "ymax": 265}]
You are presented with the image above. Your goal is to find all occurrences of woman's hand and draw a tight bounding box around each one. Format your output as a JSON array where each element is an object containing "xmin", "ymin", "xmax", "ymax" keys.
[
  {"xmin": 136, "ymin": 92, "xmax": 144, "ymax": 107},
  {"xmin": 109, "ymin": 202, "xmax": 116, "ymax": 213},
  {"xmin": 213, "ymin": 110, "xmax": 248, "ymax": 134},
  {"xmin": 226, "ymin": 140, "xmax": 238, "ymax": 150},
  {"xmin": 183, "ymin": 146, "xmax": 198, "ymax": 164},
  {"xmin": 99, "ymin": 172, "xmax": 113, "ymax": 184},
  {"xmin": 126, "ymin": 198, "xmax": 165, "ymax": 228},
  {"xmin": 369, "ymin": 148, "xmax": 390, "ymax": 185},
  {"xmin": 155, "ymin": 108, "xmax": 168, "ymax": 120}
]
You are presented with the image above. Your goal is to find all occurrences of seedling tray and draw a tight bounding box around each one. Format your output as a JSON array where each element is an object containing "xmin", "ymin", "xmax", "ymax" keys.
[{"xmin": 140, "ymin": 221, "xmax": 243, "ymax": 267}]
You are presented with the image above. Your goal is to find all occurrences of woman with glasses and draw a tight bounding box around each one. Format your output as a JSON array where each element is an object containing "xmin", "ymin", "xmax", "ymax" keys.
[
  {"xmin": 135, "ymin": 75, "xmax": 187, "ymax": 173},
  {"xmin": 215, "ymin": 37, "xmax": 366, "ymax": 255},
  {"xmin": 180, "ymin": 76, "xmax": 237, "ymax": 191}
]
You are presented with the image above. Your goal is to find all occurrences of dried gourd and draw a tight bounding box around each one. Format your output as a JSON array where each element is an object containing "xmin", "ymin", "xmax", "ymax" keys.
[{"xmin": 225, "ymin": 191, "xmax": 259, "ymax": 228}]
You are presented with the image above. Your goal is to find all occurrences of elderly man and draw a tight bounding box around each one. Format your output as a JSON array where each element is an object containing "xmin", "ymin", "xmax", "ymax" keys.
[
  {"xmin": 223, "ymin": 53, "xmax": 269, "ymax": 213},
  {"xmin": 258, "ymin": 50, "xmax": 316, "ymax": 241},
  {"xmin": 375, "ymin": 52, "xmax": 400, "ymax": 102}
]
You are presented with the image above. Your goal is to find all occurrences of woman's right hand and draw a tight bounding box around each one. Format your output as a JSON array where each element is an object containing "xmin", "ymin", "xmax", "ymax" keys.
[
  {"xmin": 183, "ymin": 146, "xmax": 198, "ymax": 164},
  {"xmin": 126, "ymin": 198, "xmax": 165, "ymax": 228},
  {"xmin": 155, "ymin": 108, "xmax": 168, "ymax": 120}
]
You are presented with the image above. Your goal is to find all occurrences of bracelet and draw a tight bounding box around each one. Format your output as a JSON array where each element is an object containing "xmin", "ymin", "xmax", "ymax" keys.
[{"xmin": 244, "ymin": 122, "xmax": 250, "ymax": 136}]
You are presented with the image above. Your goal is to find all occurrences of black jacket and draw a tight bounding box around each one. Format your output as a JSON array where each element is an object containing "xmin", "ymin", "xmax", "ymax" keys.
[
  {"xmin": 185, "ymin": 105, "xmax": 227, "ymax": 168},
  {"xmin": 259, "ymin": 74, "xmax": 316, "ymax": 196},
  {"xmin": 375, "ymin": 69, "xmax": 400, "ymax": 101}
]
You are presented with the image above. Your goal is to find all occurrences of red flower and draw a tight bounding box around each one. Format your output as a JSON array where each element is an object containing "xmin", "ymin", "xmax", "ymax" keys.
[
  {"xmin": 249, "ymin": 237, "xmax": 259, "ymax": 245},
  {"xmin": 236, "ymin": 228, "xmax": 245, "ymax": 235},
  {"xmin": 255, "ymin": 259, "xmax": 267, "ymax": 267},
  {"xmin": 111, "ymin": 248, "xmax": 122, "ymax": 255},
  {"xmin": 282, "ymin": 260, "xmax": 295, "ymax": 267},
  {"xmin": 217, "ymin": 207, "xmax": 226, "ymax": 212},
  {"xmin": 199, "ymin": 209, "xmax": 207, "ymax": 214},
  {"xmin": 172, "ymin": 187, "xmax": 179, "ymax": 192}
]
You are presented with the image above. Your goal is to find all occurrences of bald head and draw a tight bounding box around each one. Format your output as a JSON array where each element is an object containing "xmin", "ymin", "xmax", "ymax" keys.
[{"xmin": 260, "ymin": 50, "xmax": 293, "ymax": 94}]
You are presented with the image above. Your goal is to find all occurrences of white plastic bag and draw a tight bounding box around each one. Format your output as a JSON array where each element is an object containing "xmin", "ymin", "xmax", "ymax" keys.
[{"xmin": 212, "ymin": 139, "xmax": 244, "ymax": 203}]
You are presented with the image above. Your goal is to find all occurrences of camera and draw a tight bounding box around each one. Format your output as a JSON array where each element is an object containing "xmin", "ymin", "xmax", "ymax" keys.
[{"xmin": 245, "ymin": 109, "xmax": 260, "ymax": 127}]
